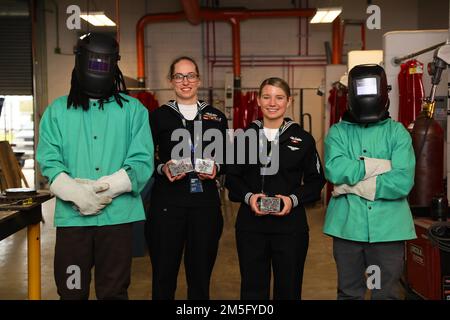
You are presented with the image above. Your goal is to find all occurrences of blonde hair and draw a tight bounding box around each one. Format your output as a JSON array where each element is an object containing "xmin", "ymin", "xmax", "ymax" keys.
[{"xmin": 258, "ymin": 77, "xmax": 291, "ymax": 98}]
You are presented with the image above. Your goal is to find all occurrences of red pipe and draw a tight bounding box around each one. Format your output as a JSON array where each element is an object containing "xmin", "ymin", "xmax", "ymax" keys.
[
  {"xmin": 306, "ymin": 0, "xmax": 309, "ymax": 55},
  {"xmin": 213, "ymin": 64, "xmax": 326, "ymax": 68},
  {"xmin": 181, "ymin": 0, "xmax": 201, "ymax": 25},
  {"xmin": 136, "ymin": 8, "xmax": 317, "ymax": 86},
  {"xmin": 211, "ymin": 58, "xmax": 326, "ymax": 63},
  {"xmin": 229, "ymin": 17, "xmax": 241, "ymax": 81},
  {"xmin": 341, "ymin": 21, "xmax": 346, "ymax": 59},
  {"xmin": 136, "ymin": 12, "xmax": 185, "ymax": 85},
  {"xmin": 332, "ymin": 16, "xmax": 342, "ymax": 64},
  {"xmin": 246, "ymin": 9, "xmax": 316, "ymax": 19}
]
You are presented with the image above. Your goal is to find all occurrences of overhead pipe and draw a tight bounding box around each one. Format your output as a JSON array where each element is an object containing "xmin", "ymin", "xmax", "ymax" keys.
[
  {"xmin": 213, "ymin": 63, "xmax": 326, "ymax": 67},
  {"xmin": 245, "ymin": 9, "xmax": 315, "ymax": 19},
  {"xmin": 213, "ymin": 64, "xmax": 326, "ymax": 68},
  {"xmin": 306, "ymin": 0, "xmax": 309, "ymax": 55},
  {"xmin": 229, "ymin": 17, "xmax": 241, "ymax": 88},
  {"xmin": 331, "ymin": 18, "xmax": 367, "ymax": 64},
  {"xmin": 136, "ymin": 8, "xmax": 317, "ymax": 87},
  {"xmin": 211, "ymin": 58, "xmax": 326, "ymax": 63},
  {"xmin": 212, "ymin": 54, "xmax": 326, "ymax": 58},
  {"xmin": 332, "ymin": 16, "xmax": 342, "ymax": 64},
  {"xmin": 136, "ymin": 12, "xmax": 185, "ymax": 85},
  {"xmin": 181, "ymin": 0, "xmax": 201, "ymax": 25}
]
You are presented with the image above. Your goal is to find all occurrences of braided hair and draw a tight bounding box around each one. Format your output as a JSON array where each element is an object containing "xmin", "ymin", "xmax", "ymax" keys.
[{"xmin": 67, "ymin": 66, "xmax": 129, "ymax": 111}]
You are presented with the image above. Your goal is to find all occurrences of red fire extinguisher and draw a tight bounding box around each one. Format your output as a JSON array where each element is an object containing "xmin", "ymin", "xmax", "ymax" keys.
[
  {"xmin": 398, "ymin": 59, "xmax": 425, "ymax": 128},
  {"xmin": 409, "ymin": 100, "xmax": 445, "ymax": 211}
]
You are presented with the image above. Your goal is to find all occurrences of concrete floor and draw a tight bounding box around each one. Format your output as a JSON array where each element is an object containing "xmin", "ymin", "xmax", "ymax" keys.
[{"xmin": 0, "ymin": 196, "xmax": 337, "ymax": 300}]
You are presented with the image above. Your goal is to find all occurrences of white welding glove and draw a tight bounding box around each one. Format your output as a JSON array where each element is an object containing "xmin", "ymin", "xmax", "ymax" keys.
[
  {"xmin": 332, "ymin": 175, "xmax": 377, "ymax": 201},
  {"xmin": 76, "ymin": 168, "xmax": 132, "ymax": 199},
  {"xmin": 50, "ymin": 172, "xmax": 112, "ymax": 216},
  {"xmin": 362, "ymin": 157, "xmax": 392, "ymax": 180}
]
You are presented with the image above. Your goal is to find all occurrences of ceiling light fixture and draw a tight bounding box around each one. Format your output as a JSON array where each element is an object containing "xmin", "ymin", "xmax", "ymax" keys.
[
  {"xmin": 80, "ymin": 12, "xmax": 116, "ymax": 26},
  {"xmin": 310, "ymin": 7, "xmax": 342, "ymax": 24}
]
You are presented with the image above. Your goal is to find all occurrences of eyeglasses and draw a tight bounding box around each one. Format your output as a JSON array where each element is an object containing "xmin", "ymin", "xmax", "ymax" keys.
[{"xmin": 171, "ymin": 73, "xmax": 199, "ymax": 83}]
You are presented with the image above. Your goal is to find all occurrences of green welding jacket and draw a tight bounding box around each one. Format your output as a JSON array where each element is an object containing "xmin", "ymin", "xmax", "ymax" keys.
[
  {"xmin": 323, "ymin": 116, "xmax": 417, "ymax": 243},
  {"xmin": 36, "ymin": 94, "xmax": 154, "ymax": 227}
]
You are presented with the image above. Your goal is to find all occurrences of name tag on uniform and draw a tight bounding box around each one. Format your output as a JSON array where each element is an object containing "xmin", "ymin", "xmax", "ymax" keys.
[{"xmin": 190, "ymin": 177, "xmax": 204, "ymax": 193}]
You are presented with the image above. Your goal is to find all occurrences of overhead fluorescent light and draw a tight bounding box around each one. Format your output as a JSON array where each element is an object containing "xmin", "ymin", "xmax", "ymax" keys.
[
  {"xmin": 80, "ymin": 12, "xmax": 116, "ymax": 26},
  {"xmin": 310, "ymin": 7, "xmax": 342, "ymax": 23}
]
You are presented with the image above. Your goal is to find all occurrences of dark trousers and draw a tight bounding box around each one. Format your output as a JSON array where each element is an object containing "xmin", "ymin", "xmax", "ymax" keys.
[
  {"xmin": 236, "ymin": 230, "xmax": 309, "ymax": 300},
  {"xmin": 54, "ymin": 223, "xmax": 133, "ymax": 300},
  {"xmin": 333, "ymin": 237, "xmax": 405, "ymax": 300},
  {"xmin": 146, "ymin": 204, "xmax": 223, "ymax": 300}
]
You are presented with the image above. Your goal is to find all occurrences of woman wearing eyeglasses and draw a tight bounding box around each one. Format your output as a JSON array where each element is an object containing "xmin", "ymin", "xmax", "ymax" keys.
[{"xmin": 145, "ymin": 56, "xmax": 228, "ymax": 300}]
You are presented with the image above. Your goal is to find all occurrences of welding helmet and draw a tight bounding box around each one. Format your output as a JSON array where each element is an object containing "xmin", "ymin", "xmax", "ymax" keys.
[
  {"xmin": 347, "ymin": 64, "xmax": 389, "ymax": 123},
  {"xmin": 74, "ymin": 33, "xmax": 120, "ymax": 98}
]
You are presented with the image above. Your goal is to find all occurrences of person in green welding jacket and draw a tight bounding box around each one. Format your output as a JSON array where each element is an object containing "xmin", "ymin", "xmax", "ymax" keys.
[
  {"xmin": 324, "ymin": 64, "xmax": 416, "ymax": 300},
  {"xmin": 37, "ymin": 33, "xmax": 154, "ymax": 299}
]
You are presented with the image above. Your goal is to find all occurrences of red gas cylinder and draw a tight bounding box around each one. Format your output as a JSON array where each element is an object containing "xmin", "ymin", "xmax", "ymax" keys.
[{"xmin": 409, "ymin": 111, "xmax": 444, "ymax": 210}]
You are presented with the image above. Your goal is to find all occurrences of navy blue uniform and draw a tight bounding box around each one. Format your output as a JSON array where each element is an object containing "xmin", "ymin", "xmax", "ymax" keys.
[{"xmin": 226, "ymin": 118, "xmax": 325, "ymax": 299}]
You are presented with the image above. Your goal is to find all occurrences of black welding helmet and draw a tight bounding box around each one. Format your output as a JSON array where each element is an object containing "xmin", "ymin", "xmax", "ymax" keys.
[
  {"xmin": 74, "ymin": 33, "xmax": 120, "ymax": 98},
  {"xmin": 347, "ymin": 64, "xmax": 389, "ymax": 124}
]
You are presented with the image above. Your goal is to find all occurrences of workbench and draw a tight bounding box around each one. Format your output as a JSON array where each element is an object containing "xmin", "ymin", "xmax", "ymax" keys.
[{"xmin": 0, "ymin": 192, "xmax": 52, "ymax": 300}]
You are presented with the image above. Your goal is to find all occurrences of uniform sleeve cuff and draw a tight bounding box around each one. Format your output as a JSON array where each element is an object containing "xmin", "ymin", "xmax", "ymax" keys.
[
  {"xmin": 244, "ymin": 192, "xmax": 253, "ymax": 205},
  {"xmin": 289, "ymin": 194, "xmax": 299, "ymax": 208},
  {"xmin": 157, "ymin": 164, "xmax": 165, "ymax": 175}
]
